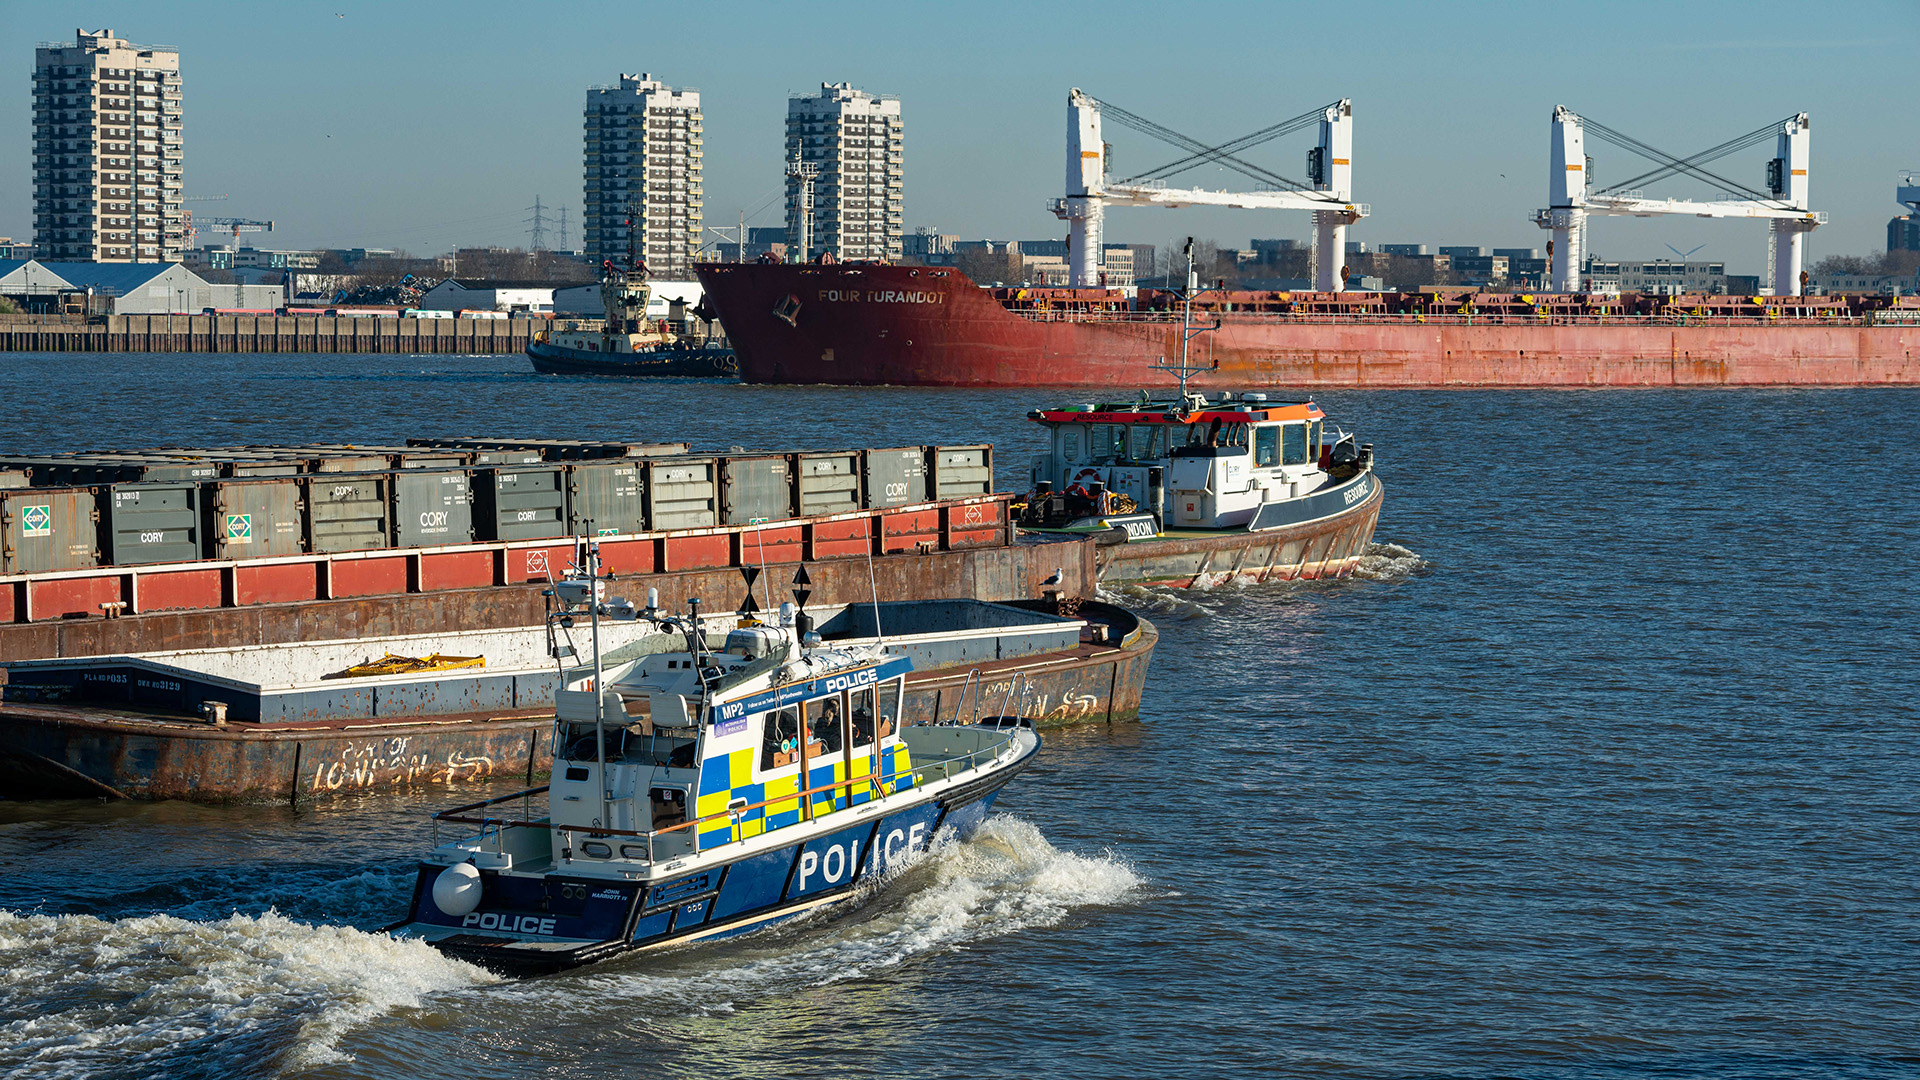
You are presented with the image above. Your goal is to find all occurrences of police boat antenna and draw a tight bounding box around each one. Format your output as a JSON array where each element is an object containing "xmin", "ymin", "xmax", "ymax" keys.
[
  {"xmin": 588, "ymin": 539, "xmax": 608, "ymax": 833},
  {"xmin": 864, "ymin": 539, "xmax": 885, "ymax": 647}
]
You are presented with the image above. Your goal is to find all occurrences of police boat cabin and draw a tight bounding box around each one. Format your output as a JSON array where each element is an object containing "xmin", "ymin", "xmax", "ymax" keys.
[
  {"xmin": 390, "ymin": 553, "xmax": 1040, "ymax": 974},
  {"xmin": 1015, "ymin": 390, "xmax": 1383, "ymax": 587}
]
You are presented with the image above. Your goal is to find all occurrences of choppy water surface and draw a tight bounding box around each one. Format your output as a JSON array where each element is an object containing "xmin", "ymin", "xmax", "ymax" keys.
[{"xmin": 1, "ymin": 353, "xmax": 1917, "ymax": 1078}]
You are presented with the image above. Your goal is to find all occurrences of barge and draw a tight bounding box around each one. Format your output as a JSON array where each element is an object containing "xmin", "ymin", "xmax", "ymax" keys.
[
  {"xmin": 694, "ymin": 261, "xmax": 1920, "ymax": 387},
  {"xmin": 0, "ymin": 593, "xmax": 1150, "ymax": 803}
]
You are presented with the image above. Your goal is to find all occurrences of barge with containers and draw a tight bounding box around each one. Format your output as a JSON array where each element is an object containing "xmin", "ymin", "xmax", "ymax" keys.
[
  {"xmin": 0, "ymin": 437, "xmax": 1147, "ymax": 801},
  {"xmin": 694, "ymin": 261, "xmax": 1920, "ymax": 387}
]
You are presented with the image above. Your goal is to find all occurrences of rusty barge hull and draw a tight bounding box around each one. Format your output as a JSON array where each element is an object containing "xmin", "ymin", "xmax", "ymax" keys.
[
  {"xmin": 0, "ymin": 601, "xmax": 1154, "ymax": 802},
  {"xmin": 696, "ymin": 263, "xmax": 1920, "ymax": 387}
]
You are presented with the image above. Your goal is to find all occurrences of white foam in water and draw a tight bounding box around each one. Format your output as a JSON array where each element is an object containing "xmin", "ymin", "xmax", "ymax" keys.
[
  {"xmin": 1096, "ymin": 540, "xmax": 1429, "ymax": 615},
  {"xmin": 500, "ymin": 815, "xmax": 1141, "ymax": 1014},
  {"xmin": 1353, "ymin": 541, "xmax": 1429, "ymax": 580},
  {"xmin": 0, "ymin": 908, "xmax": 494, "ymax": 1078}
]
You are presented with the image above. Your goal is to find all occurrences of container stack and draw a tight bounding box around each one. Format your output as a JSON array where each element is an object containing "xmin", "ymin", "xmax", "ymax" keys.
[{"xmin": 0, "ymin": 441, "xmax": 994, "ymax": 574}]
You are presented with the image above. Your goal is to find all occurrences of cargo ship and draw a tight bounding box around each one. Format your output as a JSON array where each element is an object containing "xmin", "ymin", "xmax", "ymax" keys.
[{"xmin": 694, "ymin": 261, "xmax": 1920, "ymax": 387}]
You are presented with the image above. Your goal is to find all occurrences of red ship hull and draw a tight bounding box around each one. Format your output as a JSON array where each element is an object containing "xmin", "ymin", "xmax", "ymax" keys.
[{"xmin": 695, "ymin": 262, "xmax": 1920, "ymax": 388}]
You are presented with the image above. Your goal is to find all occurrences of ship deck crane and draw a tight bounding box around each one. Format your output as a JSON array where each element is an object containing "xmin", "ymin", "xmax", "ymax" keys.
[
  {"xmin": 1534, "ymin": 106, "xmax": 1825, "ymax": 295},
  {"xmin": 1051, "ymin": 89, "xmax": 1368, "ymax": 292},
  {"xmin": 186, "ymin": 215, "xmax": 274, "ymax": 251}
]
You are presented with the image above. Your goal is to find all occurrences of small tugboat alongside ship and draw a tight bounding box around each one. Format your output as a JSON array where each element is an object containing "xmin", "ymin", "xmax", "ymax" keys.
[
  {"xmin": 387, "ymin": 553, "xmax": 1042, "ymax": 973},
  {"xmin": 527, "ymin": 249, "xmax": 736, "ymax": 378}
]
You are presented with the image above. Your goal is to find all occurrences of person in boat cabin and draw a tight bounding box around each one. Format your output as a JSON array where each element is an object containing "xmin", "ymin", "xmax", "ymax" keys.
[
  {"xmin": 851, "ymin": 689, "xmax": 877, "ymax": 746},
  {"xmin": 812, "ymin": 698, "xmax": 844, "ymax": 753}
]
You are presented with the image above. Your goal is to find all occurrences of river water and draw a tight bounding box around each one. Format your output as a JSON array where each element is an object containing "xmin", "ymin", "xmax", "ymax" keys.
[{"xmin": 1, "ymin": 354, "xmax": 1917, "ymax": 1079}]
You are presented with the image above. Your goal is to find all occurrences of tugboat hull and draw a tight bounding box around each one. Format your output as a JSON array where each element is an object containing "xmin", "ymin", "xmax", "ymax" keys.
[
  {"xmin": 1030, "ymin": 471, "xmax": 1384, "ymax": 588},
  {"xmin": 527, "ymin": 339, "xmax": 737, "ymax": 378}
]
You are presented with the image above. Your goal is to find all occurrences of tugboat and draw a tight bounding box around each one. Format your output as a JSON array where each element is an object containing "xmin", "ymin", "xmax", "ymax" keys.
[
  {"xmin": 387, "ymin": 550, "xmax": 1040, "ymax": 974},
  {"xmin": 1013, "ymin": 241, "xmax": 1382, "ymax": 588},
  {"xmin": 527, "ymin": 218, "xmax": 737, "ymax": 378},
  {"xmin": 1014, "ymin": 387, "xmax": 1382, "ymax": 588}
]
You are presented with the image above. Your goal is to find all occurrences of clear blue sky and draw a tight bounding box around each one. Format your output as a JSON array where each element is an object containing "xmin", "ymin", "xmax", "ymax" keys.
[{"xmin": 5, "ymin": 0, "xmax": 1915, "ymax": 271}]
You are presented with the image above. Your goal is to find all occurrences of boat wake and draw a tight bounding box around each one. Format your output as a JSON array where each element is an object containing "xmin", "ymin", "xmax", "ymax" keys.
[
  {"xmin": 1097, "ymin": 540, "xmax": 1430, "ymax": 616},
  {"xmin": 1352, "ymin": 541, "xmax": 1430, "ymax": 580},
  {"xmin": 498, "ymin": 814, "xmax": 1141, "ymax": 1014},
  {"xmin": 0, "ymin": 908, "xmax": 495, "ymax": 1080}
]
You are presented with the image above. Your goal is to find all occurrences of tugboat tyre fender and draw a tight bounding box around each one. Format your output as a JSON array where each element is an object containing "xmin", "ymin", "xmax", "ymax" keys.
[{"xmin": 432, "ymin": 862, "xmax": 484, "ymax": 917}]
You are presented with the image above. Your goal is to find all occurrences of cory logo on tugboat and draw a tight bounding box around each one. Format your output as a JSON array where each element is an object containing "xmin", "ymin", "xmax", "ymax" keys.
[{"xmin": 462, "ymin": 912, "xmax": 558, "ymax": 935}]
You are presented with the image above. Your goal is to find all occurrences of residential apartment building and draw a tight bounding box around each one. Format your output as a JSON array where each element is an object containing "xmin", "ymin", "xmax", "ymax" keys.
[
  {"xmin": 33, "ymin": 29, "xmax": 184, "ymax": 262},
  {"xmin": 583, "ymin": 74, "xmax": 703, "ymax": 275},
  {"xmin": 1584, "ymin": 258, "xmax": 1727, "ymax": 295},
  {"xmin": 785, "ymin": 83, "xmax": 903, "ymax": 262}
]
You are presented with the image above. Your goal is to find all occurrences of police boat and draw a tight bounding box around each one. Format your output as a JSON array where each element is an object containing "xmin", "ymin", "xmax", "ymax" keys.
[{"xmin": 387, "ymin": 549, "xmax": 1041, "ymax": 975}]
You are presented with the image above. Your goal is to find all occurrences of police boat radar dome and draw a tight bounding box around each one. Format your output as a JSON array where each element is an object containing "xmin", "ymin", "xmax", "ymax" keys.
[{"xmin": 387, "ymin": 545, "xmax": 1042, "ymax": 974}]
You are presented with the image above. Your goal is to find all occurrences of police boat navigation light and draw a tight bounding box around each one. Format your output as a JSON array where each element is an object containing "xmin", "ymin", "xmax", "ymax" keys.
[{"xmin": 387, "ymin": 545, "xmax": 1042, "ymax": 974}]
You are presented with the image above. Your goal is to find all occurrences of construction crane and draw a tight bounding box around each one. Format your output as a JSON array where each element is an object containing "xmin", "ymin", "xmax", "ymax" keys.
[
  {"xmin": 1050, "ymin": 89, "xmax": 1367, "ymax": 291},
  {"xmin": 186, "ymin": 215, "xmax": 274, "ymax": 250},
  {"xmin": 1534, "ymin": 107, "xmax": 1825, "ymax": 295}
]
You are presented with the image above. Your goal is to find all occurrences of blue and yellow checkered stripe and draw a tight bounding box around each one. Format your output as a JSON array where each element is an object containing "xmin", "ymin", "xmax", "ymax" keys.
[{"xmin": 693, "ymin": 743, "xmax": 915, "ymax": 851}]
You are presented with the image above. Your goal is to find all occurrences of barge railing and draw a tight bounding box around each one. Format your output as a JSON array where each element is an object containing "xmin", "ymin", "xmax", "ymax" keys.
[
  {"xmin": 1010, "ymin": 309, "xmax": 1901, "ymax": 327},
  {"xmin": 0, "ymin": 494, "xmax": 1014, "ymax": 624}
]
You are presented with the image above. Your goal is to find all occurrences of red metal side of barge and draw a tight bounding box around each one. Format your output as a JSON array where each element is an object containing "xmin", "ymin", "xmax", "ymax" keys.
[{"xmin": 695, "ymin": 262, "xmax": 1920, "ymax": 388}]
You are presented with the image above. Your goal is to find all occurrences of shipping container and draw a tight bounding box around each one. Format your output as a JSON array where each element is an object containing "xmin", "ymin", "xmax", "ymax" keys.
[
  {"xmin": 204, "ymin": 477, "xmax": 306, "ymax": 559},
  {"xmin": 101, "ymin": 482, "xmax": 205, "ymax": 565},
  {"xmin": 303, "ymin": 473, "xmax": 391, "ymax": 552},
  {"xmin": 292, "ymin": 445, "xmax": 470, "ymax": 470},
  {"xmin": 469, "ymin": 450, "xmax": 547, "ymax": 466},
  {"xmin": 0, "ymin": 486, "xmax": 98, "ymax": 574},
  {"xmin": 0, "ymin": 468, "xmax": 31, "ymax": 490},
  {"xmin": 392, "ymin": 469, "xmax": 474, "ymax": 547},
  {"xmin": 304, "ymin": 454, "xmax": 395, "ymax": 474},
  {"xmin": 646, "ymin": 456, "xmax": 719, "ymax": 530},
  {"xmin": 472, "ymin": 465, "xmax": 568, "ymax": 541},
  {"xmin": 929, "ymin": 445, "xmax": 995, "ymax": 500},
  {"xmin": 862, "ymin": 446, "xmax": 929, "ymax": 508},
  {"xmin": 719, "ymin": 453, "xmax": 794, "ymax": 525},
  {"xmin": 406, "ymin": 438, "xmax": 691, "ymax": 460},
  {"xmin": 569, "ymin": 460, "xmax": 647, "ymax": 536},
  {"xmin": 222, "ymin": 460, "xmax": 306, "ymax": 478},
  {"xmin": 44, "ymin": 457, "xmax": 224, "ymax": 486},
  {"xmin": 794, "ymin": 450, "xmax": 863, "ymax": 516}
]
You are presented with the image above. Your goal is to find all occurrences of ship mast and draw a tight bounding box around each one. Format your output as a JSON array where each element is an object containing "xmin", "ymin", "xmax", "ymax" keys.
[{"xmin": 1148, "ymin": 237, "xmax": 1220, "ymax": 404}]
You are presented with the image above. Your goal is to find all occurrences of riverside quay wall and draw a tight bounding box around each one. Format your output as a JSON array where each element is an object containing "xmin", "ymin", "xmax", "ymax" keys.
[{"xmin": 0, "ymin": 314, "xmax": 544, "ymax": 354}]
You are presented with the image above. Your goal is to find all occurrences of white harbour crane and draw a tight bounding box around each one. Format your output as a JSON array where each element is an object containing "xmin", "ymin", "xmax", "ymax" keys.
[
  {"xmin": 1051, "ymin": 89, "xmax": 1367, "ymax": 292},
  {"xmin": 1535, "ymin": 106, "xmax": 1825, "ymax": 295}
]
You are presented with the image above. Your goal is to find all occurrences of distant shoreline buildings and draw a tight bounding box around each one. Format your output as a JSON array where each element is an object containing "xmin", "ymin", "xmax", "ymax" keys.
[{"xmin": 11, "ymin": 28, "xmax": 1918, "ymax": 300}]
